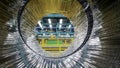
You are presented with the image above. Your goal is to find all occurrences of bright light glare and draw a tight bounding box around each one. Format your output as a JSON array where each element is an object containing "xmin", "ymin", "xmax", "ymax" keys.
[
  {"xmin": 38, "ymin": 20, "xmax": 43, "ymax": 29},
  {"xmin": 68, "ymin": 25, "xmax": 71, "ymax": 28},
  {"xmin": 59, "ymin": 19, "xmax": 63, "ymax": 24},
  {"xmin": 48, "ymin": 19, "xmax": 52, "ymax": 24},
  {"xmin": 50, "ymin": 25, "xmax": 52, "ymax": 28},
  {"xmin": 48, "ymin": 19, "xmax": 52, "ymax": 29}
]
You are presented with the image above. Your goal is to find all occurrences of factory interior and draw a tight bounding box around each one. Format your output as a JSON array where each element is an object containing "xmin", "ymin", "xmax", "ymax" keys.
[{"xmin": 0, "ymin": 0, "xmax": 120, "ymax": 68}]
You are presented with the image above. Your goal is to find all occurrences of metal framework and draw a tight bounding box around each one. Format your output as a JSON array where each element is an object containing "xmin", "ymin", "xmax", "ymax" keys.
[{"xmin": 17, "ymin": 0, "xmax": 93, "ymax": 58}]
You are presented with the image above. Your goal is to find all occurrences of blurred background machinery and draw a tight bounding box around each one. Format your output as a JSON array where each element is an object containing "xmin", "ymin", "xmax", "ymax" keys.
[
  {"xmin": 35, "ymin": 13, "xmax": 74, "ymax": 52},
  {"xmin": 0, "ymin": 0, "xmax": 120, "ymax": 68}
]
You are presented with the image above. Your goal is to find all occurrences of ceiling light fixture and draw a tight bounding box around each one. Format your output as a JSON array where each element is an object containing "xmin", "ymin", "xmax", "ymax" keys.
[
  {"xmin": 48, "ymin": 19, "xmax": 52, "ymax": 29},
  {"xmin": 38, "ymin": 20, "xmax": 43, "ymax": 29},
  {"xmin": 68, "ymin": 25, "xmax": 71, "ymax": 28},
  {"xmin": 59, "ymin": 19, "xmax": 63, "ymax": 24}
]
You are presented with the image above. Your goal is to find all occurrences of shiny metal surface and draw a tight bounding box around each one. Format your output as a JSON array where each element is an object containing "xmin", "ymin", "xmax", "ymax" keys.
[{"xmin": 0, "ymin": 0, "xmax": 120, "ymax": 68}]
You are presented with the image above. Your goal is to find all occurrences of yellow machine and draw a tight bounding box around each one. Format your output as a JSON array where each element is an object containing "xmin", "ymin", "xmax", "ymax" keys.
[{"xmin": 37, "ymin": 35, "xmax": 74, "ymax": 52}]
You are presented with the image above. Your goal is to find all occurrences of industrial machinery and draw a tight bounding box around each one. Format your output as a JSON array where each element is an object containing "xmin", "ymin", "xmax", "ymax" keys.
[
  {"xmin": 0, "ymin": 0, "xmax": 120, "ymax": 68},
  {"xmin": 34, "ymin": 14, "xmax": 74, "ymax": 52}
]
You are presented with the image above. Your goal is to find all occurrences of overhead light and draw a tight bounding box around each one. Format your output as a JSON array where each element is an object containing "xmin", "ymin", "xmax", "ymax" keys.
[
  {"xmin": 48, "ymin": 19, "xmax": 52, "ymax": 29},
  {"xmin": 68, "ymin": 25, "xmax": 71, "ymax": 28},
  {"xmin": 38, "ymin": 20, "xmax": 43, "ymax": 29},
  {"xmin": 59, "ymin": 19, "xmax": 63, "ymax": 29},
  {"xmin": 48, "ymin": 19, "xmax": 52, "ymax": 24},
  {"xmin": 59, "ymin": 19, "xmax": 63, "ymax": 24},
  {"xmin": 50, "ymin": 24, "xmax": 52, "ymax": 29}
]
